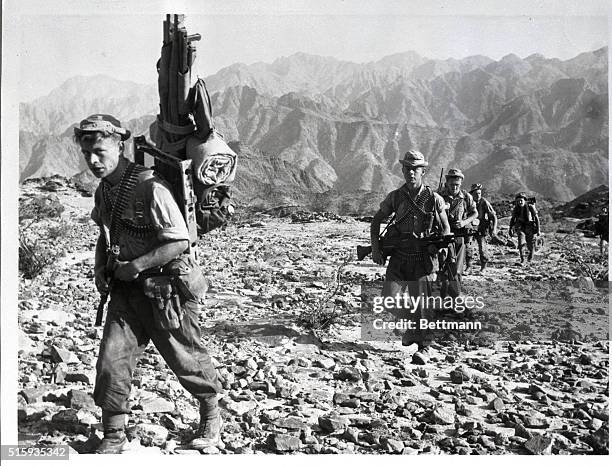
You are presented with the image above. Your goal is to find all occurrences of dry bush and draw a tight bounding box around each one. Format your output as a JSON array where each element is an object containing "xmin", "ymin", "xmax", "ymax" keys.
[{"xmin": 297, "ymin": 253, "xmax": 355, "ymax": 337}]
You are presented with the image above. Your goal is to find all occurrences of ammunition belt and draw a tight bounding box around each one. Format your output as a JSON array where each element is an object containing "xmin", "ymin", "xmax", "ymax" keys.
[{"xmin": 102, "ymin": 163, "xmax": 152, "ymax": 241}]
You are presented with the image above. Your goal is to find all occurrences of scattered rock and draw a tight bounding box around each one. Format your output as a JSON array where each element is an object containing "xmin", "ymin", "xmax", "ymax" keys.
[
  {"xmin": 137, "ymin": 395, "xmax": 175, "ymax": 413},
  {"xmin": 490, "ymin": 397, "xmax": 505, "ymax": 413},
  {"xmin": 133, "ymin": 423, "xmax": 169, "ymax": 447},
  {"xmin": 524, "ymin": 433, "xmax": 553, "ymax": 455},
  {"xmin": 267, "ymin": 433, "xmax": 301, "ymax": 452},
  {"xmin": 431, "ymin": 405, "xmax": 455, "ymax": 425},
  {"xmin": 335, "ymin": 367, "xmax": 362, "ymax": 382},
  {"xmin": 68, "ymin": 389, "xmax": 96, "ymax": 410},
  {"xmin": 318, "ymin": 415, "xmax": 349, "ymax": 433}
]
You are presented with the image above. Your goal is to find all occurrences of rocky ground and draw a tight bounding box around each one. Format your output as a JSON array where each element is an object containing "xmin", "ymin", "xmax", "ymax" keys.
[{"xmin": 16, "ymin": 180, "xmax": 609, "ymax": 455}]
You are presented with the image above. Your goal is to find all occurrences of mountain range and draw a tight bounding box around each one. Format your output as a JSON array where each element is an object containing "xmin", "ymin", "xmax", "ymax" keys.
[{"xmin": 19, "ymin": 48, "xmax": 608, "ymax": 213}]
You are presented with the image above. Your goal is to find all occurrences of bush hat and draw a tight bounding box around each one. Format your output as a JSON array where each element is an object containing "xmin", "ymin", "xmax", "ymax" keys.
[
  {"xmin": 445, "ymin": 168, "xmax": 464, "ymax": 179},
  {"xmin": 399, "ymin": 150, "xmax": 428, "ymax": 168}
]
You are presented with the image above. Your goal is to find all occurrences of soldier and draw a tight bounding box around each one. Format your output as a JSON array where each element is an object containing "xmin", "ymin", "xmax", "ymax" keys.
[
  {"xmin": 509, "ymin": 192, "xmax": 540, "ymax": 264},
  {"xmin": 74, "ymin": 114, "xmax": 222, "ymax": 453},
  {"xmin": 467, "ymin": 183, "xmax": 498, "ymax": 271},
  {"xmin": 594, "ymin": 207, "xmax": 608, "ymax": 256},
  {"xmin": 438, "ymin": 168, "xmax": 478, "ymax": 293},
  {"xmin": 371, "ymin": 150, "xmax": 451, "ymax": 364}
]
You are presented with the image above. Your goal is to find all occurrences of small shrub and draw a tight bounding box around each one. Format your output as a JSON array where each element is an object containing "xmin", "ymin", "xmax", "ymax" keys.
[
  {"xmin": 297, "ymin": 254, "xmax": 354, "ymax": 337},
  {"xmin": 19, "ymin": 237, "xmax": 57, "ymax": 279},
  {"xmin": 19, "ymin": 194, "xmax": 64, "ymax": 222}
]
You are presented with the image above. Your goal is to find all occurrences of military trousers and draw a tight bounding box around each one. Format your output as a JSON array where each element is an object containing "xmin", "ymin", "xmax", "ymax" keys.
[
  {"xmin": 382, "ymin": 255, "xmax": 435, "ymax": 345},
  {"xmin": 93, "ymin": 281, "xmax": 221, "ymax": 414},
  {"xmin": 466, "ymin": 233, "xmax": 490, "ymax": 267},
  {"xmin": 516, "ymin": 224, "xmax": 537, "ymax": 260},
  {"xmin": 440, "ymin": 238, "xmax": 465, "ymax": 299}
]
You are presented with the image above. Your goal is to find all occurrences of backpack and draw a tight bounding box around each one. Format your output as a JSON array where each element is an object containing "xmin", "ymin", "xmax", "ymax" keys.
[{"xmin": 144, "ymin": 78, "xmax": 237, "ymax": 238}]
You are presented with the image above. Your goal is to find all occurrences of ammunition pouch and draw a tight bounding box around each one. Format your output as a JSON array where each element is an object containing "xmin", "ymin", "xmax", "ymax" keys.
[
  {"xmin": 139, "ymin": 256, "xmax": 207, "ymax": 329},
  {"xmin": 141, "ymin": 276, "xmax": 183, "ymax": 330},
  {"xmin": 162, "ymin": 255, "xmax": 209, "ymax": 303}
]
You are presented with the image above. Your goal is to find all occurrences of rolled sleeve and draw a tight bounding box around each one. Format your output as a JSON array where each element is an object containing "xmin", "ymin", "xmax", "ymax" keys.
[
  {"xmin": 465, "ymin": 192, "xmax": 477, "ymax": 216},
  {"xmin": 433, "ymin": 192, "xmax": 446, "ymax": 214},
  {"xmin": 149, "ymin": 184, "xmax": 190, "ymax": 242},
  {"xmin": 379, "ymin": 192, "xmax": 395, "ymax": 217}
]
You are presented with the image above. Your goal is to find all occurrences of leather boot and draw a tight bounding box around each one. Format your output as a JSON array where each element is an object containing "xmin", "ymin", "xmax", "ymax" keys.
[
  {"xmin": 188, "ymin": 398, "xmax": 222, "ymax": 450},
  {"xmin": 96, "ymin": 411, "xmax": 128, "ymax": 454},
  {"xmin": 96, "ymin": 429, "xmax": 127, "ymax": 454}
]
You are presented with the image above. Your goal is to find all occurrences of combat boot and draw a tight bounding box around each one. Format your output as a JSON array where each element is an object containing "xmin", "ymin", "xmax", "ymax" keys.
[
  {"xmin": 188, "ymin": 413, "xmax": 223, "ymax": 450},
  {"xmin": 95, "ymin": 429, "xmax": 128, "ymax": 454}
]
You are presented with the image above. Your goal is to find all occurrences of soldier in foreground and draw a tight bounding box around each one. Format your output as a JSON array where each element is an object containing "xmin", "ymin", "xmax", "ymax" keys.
[
  {"xmin": 467, "ymin": 183, "xmax": 498, "ymax": 271},
  {"xmin": 438, "ymin": 169, "xmax": 478, "ymax": 289},
  {"xmin": 509, "ymin": 192, "xmax": 540, "ymax": 264},
  {"xmin": 74, "ymin": 114, "xmax": 222, "ymax": 453},
  {"xmin": 371, "ymin": 150, "xmax": 450, "ymax": 364}
]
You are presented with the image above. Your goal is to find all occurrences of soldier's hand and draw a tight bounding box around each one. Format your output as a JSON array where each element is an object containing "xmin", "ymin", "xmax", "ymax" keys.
[
  {"xmin": 371, "ymin": 249, "xmax": 385, "ymax": 266},
  {"xmin": 453, "ymin": 220, "xmax": 464, "ymax": 229},
  {"xmin": 94, "ymin": 268, "xmax": 109, "ymax": 294},
  {"xmin": 113, "ymin": 261, "xmax": 140, "ymax": 282}
]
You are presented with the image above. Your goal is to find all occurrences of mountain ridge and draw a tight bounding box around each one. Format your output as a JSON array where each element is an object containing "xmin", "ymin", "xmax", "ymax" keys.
[{"xmin": 18, "ymin": 47, "xmax": 609, "ymax": 208}]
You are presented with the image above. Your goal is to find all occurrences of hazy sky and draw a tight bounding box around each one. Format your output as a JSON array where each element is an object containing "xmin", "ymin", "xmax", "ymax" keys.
[{"xmin": 6, "ymin": 0, "xmax": 611, "ymax": 102}]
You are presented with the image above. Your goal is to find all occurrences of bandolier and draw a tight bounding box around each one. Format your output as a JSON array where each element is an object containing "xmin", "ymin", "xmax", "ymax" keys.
[{"xmin": 392, "ymin": 186, "xmax": 437, "ymax": 262}]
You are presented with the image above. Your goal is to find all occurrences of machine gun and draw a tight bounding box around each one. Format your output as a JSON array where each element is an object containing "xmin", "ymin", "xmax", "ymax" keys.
[{"xmin": 356, "ymin": 231, "xmax": 476, "ymax": 262}]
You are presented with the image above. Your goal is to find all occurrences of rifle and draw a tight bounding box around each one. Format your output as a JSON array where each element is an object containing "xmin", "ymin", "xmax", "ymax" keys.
[
  {"xmin": 356, "ymin": 231, "xmax": 476, "ymax": 262},
  {"xmin": 95, "ymin": 244, "xmax": 120, "ymax": 326},
  {"xmin": 437, "ymin": 167, "xmax": 444, "ymax": 192}
]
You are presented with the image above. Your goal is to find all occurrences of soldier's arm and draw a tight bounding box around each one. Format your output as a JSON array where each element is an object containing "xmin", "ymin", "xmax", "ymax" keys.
[
  {"xmin": 439, "ymin": 209, "xmax": 451, "ymax": 236},
  {"xmin": 121, "ymin": 239, "xmax": 189, "ymax": 279},
  {"xmin": 533, "ymin": 210, "xmax": 541, "ymax": 235},
  {"xmin": 433, "ymin": 193, "xmax": 451, "ymax": 235},
  {"xmin": 488, "ymin": 200, "xmax": 498, "ymax": 234},
  {"xmin": 463, "ymin": 192, "xmax": 478, "ymax": 226}
]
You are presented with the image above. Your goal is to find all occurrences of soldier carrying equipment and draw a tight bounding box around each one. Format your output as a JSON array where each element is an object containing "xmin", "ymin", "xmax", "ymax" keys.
[{"xmin": 509, "ymin": 192, "xmax": 540, "ymax": 264}]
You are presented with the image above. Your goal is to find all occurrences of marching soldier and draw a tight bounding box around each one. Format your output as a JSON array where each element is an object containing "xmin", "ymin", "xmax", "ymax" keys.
[
  {"xmin": 74, "ymin": 114, "xmax": 222, "ymax": 453},
  {"xmin": 371, "ymin": 150, "xmax": 451, "ymax": 364},
  {"xmin": 509, "ymin": 192, "xmax": 540, "ymax": 264},
  {"xmin": 595, "ymin": 207, "xmax": 608, "ymax": 256},
  {"xmin": 467, "ymin": 183, "xmax": 498, "ymax": 271},
  {"xmin": 438, "ymin": 169, "xmax": 478, "ymax": 295}
]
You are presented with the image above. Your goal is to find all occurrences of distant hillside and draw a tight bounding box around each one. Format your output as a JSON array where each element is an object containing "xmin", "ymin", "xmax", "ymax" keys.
[
  {"xmin": 19, "ymin": 48, "xmax": 609, "ymax": 211},
  {"xmin": 553, "ymin": 184, "xmax": 609, "ymax": 218}
]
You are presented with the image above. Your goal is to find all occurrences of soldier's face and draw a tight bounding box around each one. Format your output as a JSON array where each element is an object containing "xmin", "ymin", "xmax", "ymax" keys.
[
  {"xmin": 402, "ymin": 165, "xmax": 424, "ymax": 186},
  {"xmin": 80, "ymin": 136, "xmax": 122, "ymax": 179},
  {"xmin": 447, "ymin": 178, "xmax": 462, "ymax": 195},
  {"xmin": 516, "ymin": 198, "xmax": 526, "ymax": 207},
  {"xmin": 472, "ymin": 189, "xmax": 482, "ymax": 201}
]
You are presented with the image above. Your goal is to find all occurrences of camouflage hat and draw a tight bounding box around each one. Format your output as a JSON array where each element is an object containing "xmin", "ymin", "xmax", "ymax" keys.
[
  {"xmin": 469, "ymin": 183, "xmax": 483, "ymax": 192},
  {"xmin": 74, "ymin": 114, "xmax": 131, "ymax": 141},
  {"xmin": 445, "ymin": 168, "xmax": 464, "ymax": 179},
  {"xmin": 515, "ymin": 192, "xmax": 527, "ymax": 200},
  {"xmin": 399, "ymin": 150, "xmax": 428, "ymax": 168}
]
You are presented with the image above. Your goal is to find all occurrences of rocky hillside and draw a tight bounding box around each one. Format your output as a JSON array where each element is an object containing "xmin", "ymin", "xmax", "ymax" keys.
[
  {"xmin": 17, "ymin": 179, "xmax": 609, "ymax": 455},
  {"xmin": 19, "ymin": 48, "xmax": 608, "ymax": 208}
]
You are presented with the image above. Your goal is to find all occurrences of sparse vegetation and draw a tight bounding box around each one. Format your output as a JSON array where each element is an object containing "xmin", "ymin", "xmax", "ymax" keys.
[
  {"xmin": 18, "ymin": 194, "xmax": 68, "ymax": 279},
  {"xmin": 297, "ymin": 253, "xmax": 355, "ymax": 337}
]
